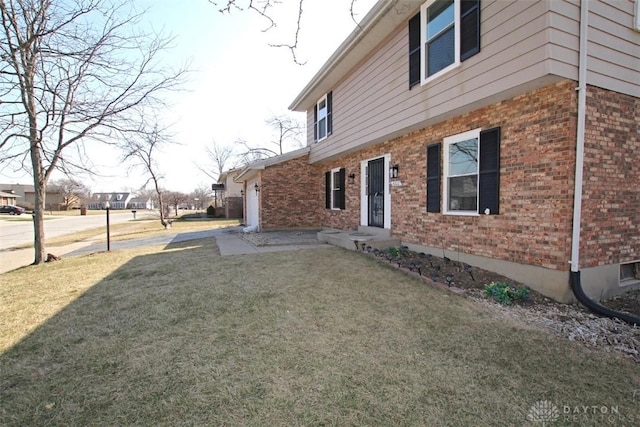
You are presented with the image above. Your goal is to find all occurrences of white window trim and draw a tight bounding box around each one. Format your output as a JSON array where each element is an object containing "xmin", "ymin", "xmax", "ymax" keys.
[
  {"xmin": 420, "ymin": 0, "xmax": 461, "ymax": 85},
  {"xmin": 443, "ymin": 128, "xmax": 481, "ymax": 216},
  {"xmin": 316, "ymin": 94, "xmax": 328, "ymax": 142},
  {"xmin": 330, "ymin": 167, "xmax": 341, "ymax": 210}
]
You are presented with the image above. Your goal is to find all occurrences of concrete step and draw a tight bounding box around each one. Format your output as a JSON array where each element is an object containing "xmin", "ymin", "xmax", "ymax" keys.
[{"xmin": 317, "ymin": 228, "xmax": 400, "ymax": 251}]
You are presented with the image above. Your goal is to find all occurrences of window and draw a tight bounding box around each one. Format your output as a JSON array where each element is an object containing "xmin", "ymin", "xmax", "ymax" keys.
[
  {"xmin": 314, "ymin": 92, "xmax": 333, "ymax": 141},
  {"xmin": 444, "ymin": 129, "xmax": 479, "ymax": 213},
  {"xmin": 325, "ymin": 168, "xmax": 345, "ymax": 210},
  {"xmin": 620, "ymin": 262, "xmax": 640, "ymax": 285},
  {"xmin": 432, "ymin": 127, "xmax": 499, "ymax": 215},
  {"xmin": 410, "ymin": 0, "xmax": 479, "ymax": 86}
]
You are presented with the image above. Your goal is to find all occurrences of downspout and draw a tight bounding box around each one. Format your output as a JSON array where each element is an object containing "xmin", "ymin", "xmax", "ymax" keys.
[{"xmin": 568, "ymin": 0, "xmax": 640, "ymax": 325}]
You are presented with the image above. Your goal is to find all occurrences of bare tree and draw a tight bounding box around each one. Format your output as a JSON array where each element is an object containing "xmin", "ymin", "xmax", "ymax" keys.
[
  {"xmin": 196, "ymin": 140, "xmax": 236, "ymax": 181},
  {"xmin": 209, "ymin": 0, "xmax": 364, "ymax": 64},
  {"xmin": 121, "ymin": 124, "xmax": 173, "ymax": 229},
  {"xmin": 191, "ymin": 184, "xmax": 212, "ymax": 210},
  {"xmin": 163, "ymin": 191, "xmax": 190, "ymax": 216},
  {"xmin": 0, "ymin": 0, "xmax": 188, "ymax": 263},
  {"xmin": 236, "ymin": 113, "xmax": 304, "ymax": 163},
  {"xmin": 48, "ymin": 178, "xmax": 90, "ymax": 210}
]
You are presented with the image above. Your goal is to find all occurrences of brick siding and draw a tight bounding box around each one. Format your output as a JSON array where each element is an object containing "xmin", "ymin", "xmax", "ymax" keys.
[
  {"xmin": 580, "ymin": 86, "xmax": 640, "ymax": 268},
  {"xmin": 260, "ymin": 156, "xmax": 322, "ymax": 229},
  {"xmin": 319, "ymin": 80, "xmax": 579, "ymax": 271},
  {"xmin": 225, "ymin": 196, "xmax": 243, "ymax": 219}
]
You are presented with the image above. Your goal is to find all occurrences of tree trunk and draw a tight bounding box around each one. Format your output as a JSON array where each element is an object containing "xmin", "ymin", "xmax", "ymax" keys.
[
  {"xmin": 157, "ymin": 191, "xmax": 171, "ymax": 230},
  {"xmin": 31, "ymin": 147, "xmax": 47, "ymax": 265}
]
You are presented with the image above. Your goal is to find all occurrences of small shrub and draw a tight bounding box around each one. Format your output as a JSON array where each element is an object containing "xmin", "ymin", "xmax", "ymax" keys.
[
  {"xmin": 206, "ymin": 205, "xmax": 215, "ymax": 217},
  {"xmin": 484, "ymin": 281, "xmax": 530, "ymax": 305},
  {"xmin": 387, "ymin": 246, "xmax": 409, "ymax": 258}
]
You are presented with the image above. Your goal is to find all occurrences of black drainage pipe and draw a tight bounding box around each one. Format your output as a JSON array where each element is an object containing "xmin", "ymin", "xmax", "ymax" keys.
[{"xmin": 570, "ymin": 271, "xmax": 640, "ymax": 326}]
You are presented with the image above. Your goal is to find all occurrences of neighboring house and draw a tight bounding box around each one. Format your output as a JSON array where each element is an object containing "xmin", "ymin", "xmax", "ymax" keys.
[
  {"xmin": 0, "ymin": 191, "xmax": 19, "ymax": 206},
  {"xmin": 236, "ymin": 0, "xmax": 640, "ymax": 303},
  {"xmin": 217, "ymin": 167, "xmax": 245, "ymax": 219},
  {"xmin": 127, "ymin": 197, "xmax": 155, "ymax": 210},
  {"xmin": 0, "ymin": 183, "xmax": 64, "ymax": 210},
  {"xmin": 87, "ymin": 192, "xmax": 132, "ymax": 210}
]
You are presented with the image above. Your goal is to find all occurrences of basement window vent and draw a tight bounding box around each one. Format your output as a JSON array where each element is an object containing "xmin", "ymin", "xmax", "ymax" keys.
[{"xmin": 619, "ymin": 261, "xmax": 640, "ymax": 285}]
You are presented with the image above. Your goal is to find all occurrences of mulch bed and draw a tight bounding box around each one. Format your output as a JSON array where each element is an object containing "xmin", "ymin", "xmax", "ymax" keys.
[{"xmin": 358, "ymin": 244, "xmax": 640, "ymax": 363}]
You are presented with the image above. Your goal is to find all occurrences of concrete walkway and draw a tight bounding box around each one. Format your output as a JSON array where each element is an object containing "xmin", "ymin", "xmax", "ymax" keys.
[
  {"xmin": 0, "ymin": 227, "xmax": 329, "ymax": 274},
  {"xmin": 216, "ymin": 229, "xmax": 328, "ymax": 256}
]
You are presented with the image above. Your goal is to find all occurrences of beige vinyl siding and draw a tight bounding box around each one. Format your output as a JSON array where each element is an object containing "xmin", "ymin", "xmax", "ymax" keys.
[
  {"xmin": 310, "ymin": 0, "xmax": 556, "ymax": 163},
  {"xmin": 306, "ymin": 0, "xmax": 639, "ymax": 163},
  {"xmin": 585, "ymin": 0, "xmax": 640, "ymax": 96}
]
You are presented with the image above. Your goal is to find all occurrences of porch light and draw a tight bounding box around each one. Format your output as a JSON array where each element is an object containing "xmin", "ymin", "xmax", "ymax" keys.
[
  {"xmin": 240, "ymin": 189, "xmax": 244, "ymax": 196},
  {"xmin": 390, "ymin": 164, "xmax": 399, "ymax": 178},
  {"xmin": 254, "ymin": 183, "xmax": 260, "ymax": 194},
  {"xmin": 348, "ymin": 173, "xmax": 356, "ymax": 184}
]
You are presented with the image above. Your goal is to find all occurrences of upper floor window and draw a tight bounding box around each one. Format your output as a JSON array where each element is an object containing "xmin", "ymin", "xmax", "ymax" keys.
[
  {"xmin": 314, "ymin": 92, "xmax": 332, "ymax": 142},
  {"xmin": 409, "ymin": 0, "xmax": 480, "ymax": 87}
]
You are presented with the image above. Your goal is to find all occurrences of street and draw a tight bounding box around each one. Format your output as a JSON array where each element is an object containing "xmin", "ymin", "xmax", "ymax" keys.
[{"xmin": 0, "ymin": 211, "xmax": 139, "ymax": 250}]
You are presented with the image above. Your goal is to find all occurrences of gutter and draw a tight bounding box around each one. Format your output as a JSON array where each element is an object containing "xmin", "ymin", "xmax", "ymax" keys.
[
  {"xmin": 569, "ymin": 0, "xmax": 588, "ymax": 274},
  {"xmin": 234, "ymin": 147, "xmax": 311, "ymax": 182},
  {"xmin": 569, "ymin": 0, "xmax": 639, "ymax": 325}
]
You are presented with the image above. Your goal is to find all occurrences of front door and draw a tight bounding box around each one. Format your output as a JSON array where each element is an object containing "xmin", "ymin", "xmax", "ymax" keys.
[
  {"xmin": 246, "ymin": 179, "xmax": 259, "ymax": 228},
  {"xmin": 367, "ymin": 157, "xmax": 385, "ymax": 228}
]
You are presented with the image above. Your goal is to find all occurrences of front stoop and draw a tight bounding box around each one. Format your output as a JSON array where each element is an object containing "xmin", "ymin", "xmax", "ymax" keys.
[{"xmin": 317, "ymin": 227, "xmax": 400, "ymax": 251}]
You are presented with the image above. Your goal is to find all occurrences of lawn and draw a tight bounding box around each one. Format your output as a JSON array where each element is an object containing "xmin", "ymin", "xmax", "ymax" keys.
[{"xmin": 1, "ymin": 239, "xmax": 638, "ymax": 426}]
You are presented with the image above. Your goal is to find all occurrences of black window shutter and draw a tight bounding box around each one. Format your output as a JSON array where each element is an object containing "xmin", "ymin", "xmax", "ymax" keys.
[
  {"xmin": 478, "ymin": 127, "xmax": 500, "ymax": 215},
  {"xmin": 426, "ymin": 143, "xmax": 441, "ymax": 213},
  {"xmin": 327, "ymin": 92, "xmax": 333, "ymax": 136},
  {"xmin": 460, "ymin": 0, "xmax": 480, "ymax": 61},
  {"xmin": 408, "ymin": 13, "xmax": 421, "ymax": 88},
  {"xmin": 325, "ymin": 171, "xmax": 331, "ymax": 209},
  {"xmin": 338, "ymin": 168, "xmax": 346, "ymax": 209},
  {"xmin": 314, "ymin": 104, "xmax": 319, "ymax": 142}
]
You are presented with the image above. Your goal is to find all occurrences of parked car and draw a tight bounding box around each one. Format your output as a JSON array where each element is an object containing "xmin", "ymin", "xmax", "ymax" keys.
[{"xmin": 0, "ymin": 205, "xmax": 26, "ymax": 215}]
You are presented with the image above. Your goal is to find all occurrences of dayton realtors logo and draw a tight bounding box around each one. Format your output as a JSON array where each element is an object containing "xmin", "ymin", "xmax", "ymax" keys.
[
  {"xmin": 527, "ymin": 400, "xmax": 559, "ymax": 424},
  {"xmin": 527, "ymin": 401, "xmax": 634, "ymax": 425}
]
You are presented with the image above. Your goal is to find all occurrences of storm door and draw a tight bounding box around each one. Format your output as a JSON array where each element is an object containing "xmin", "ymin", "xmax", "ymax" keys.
[{"xmin": 367, "ymin": 157, "xmax": 385, "ymax": 227}]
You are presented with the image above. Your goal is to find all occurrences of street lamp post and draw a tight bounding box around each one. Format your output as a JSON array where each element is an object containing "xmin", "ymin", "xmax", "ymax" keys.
[{"xmin": 105, "ymin": 201, "xmax": 111, "ymax": 252}]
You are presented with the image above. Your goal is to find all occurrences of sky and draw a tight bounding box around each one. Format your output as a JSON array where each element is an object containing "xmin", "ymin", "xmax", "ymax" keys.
[{"xmin": 0, "ymin": 0, "xmax": 378, "ymax": 194}]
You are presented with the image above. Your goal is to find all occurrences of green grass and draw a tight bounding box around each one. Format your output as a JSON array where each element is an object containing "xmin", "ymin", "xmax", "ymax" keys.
[{"xmin": 0, "ymin": 242, "xmax": 638, "ymax": 425}]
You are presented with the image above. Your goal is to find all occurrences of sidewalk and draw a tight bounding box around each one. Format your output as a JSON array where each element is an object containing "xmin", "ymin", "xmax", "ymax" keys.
[
  {"xmin": 0, "ymin": 240, "xmax": 100, "ymax": 274},
  {"xmin": 0, "ymin": 228, "xmax": 330, "ymax": 274}
]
